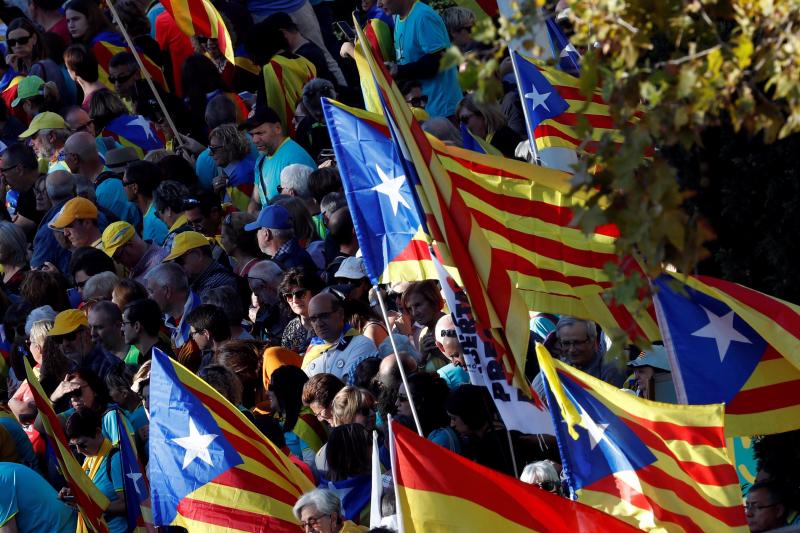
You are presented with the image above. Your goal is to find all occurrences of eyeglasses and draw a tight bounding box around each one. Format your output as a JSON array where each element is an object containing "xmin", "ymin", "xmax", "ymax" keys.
[
  {"xmin": 406, "ymin": 95, "xmax": 428, "ymax": 107},
  {"xmin": 300, "ymin": 513, "xmax": 330, "ymax": 530},
  {"xmin": 439, "ymin": 329, "xmax": 457, "ymax": 338},
  {"xmin": 0, "ymin": 163, "xmax": 19, "ymax": 173},
  {"xmin": 72, "ymin": 119, "xmax": 94, "ymax": 133},
  {"xmin": 559, "ymin": 338, "xmax": 591, "ymax": 348},
  {"xmin": 108, "ymin": 71, "xmax": 135, "ymax": 85},
  {"xmin": 282, "ymin": 288, "xmax": 309, "ymax": 301},
  {"xmin": 536, "ymin": 480, "xmax": 559, "ymax": 493},
  {"xmin": 208, "ymin": 144, "xmax": 225, "ymax": 154},
  {"xmin": 7, "ymin": 35, "xmax": 31, "ymax": 47},
  {"xmin": 190, "ymin": 329, "xmax": 206, "ymax": 338},
  {"xmin": 308, "ymin": 311, "xmax": 335, "ymax": 323},
  {"xmin": 55, "ymin": 330, "xmax": 81, "ymax": 344}
]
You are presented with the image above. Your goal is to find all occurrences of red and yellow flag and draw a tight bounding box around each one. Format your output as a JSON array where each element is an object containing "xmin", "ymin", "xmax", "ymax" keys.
[
  {"xmin": 392, "ymin": 420, "xmax": 641, "ymax": 531},
  {"xmin": 160, "ymin": 0, "xmax": 235, "ymax": 64},
  {"xmin": 91, "ymin": 32, "xmax": 167, "ymax": 92},
  {"xmin": 25, "ymin": 359, "xmax": 110, "ymax": 533},
  {"xmin": 263, "ymin": 54, "xmax": 316, "ymax": 137}
]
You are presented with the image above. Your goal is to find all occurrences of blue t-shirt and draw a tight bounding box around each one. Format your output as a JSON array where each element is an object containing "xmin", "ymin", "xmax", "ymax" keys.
[
  {"xmin": 394, "ymin": 2, "xmax": 462, "ymax": 117},
  {"xmin": 89, "ymin": 447, "xmax": 126, "ymax": 533},
  {"xmin": 196, "ymin": 141, "xmax": 261, "ymax": 190},
  {"xmin": 437, "ymin": 363, "xmax": 470, "ymax": 389},
  {"xmin": 254, "ymin": 138, "xmax": 315, "ymax": 205},
  {"xmin": 96, "ymin": 175, "xmax": 142, "ymax": 228},
  {"xmin": 143, "ymin": 202, "xmax": 169, "ymax": 246},
  {"xmin": 0, "ymin": 462, "xmax": 77, "ymax": 532},
  {"xmin": 0, "ymin": 413, "xmax": 37, "ymax": 469}
]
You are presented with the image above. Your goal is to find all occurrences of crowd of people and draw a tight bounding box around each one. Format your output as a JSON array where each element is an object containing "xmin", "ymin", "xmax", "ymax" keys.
[{"xmin": 0, "ymin": 0, "xmax": 795, "ymax": 531}]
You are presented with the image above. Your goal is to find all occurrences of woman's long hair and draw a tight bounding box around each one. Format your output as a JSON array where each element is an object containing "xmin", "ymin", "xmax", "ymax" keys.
[{"xmin": 269, "ymin": 365, "xmax": 308, "ymax": 433}]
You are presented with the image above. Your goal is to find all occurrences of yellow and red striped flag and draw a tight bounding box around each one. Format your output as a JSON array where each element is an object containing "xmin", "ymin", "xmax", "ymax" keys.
[
  {"xmin": 391, "ymin": 420, "xmax": 641, "ymax": 531},
  {"xmin": 354, "ymin": 19, "xmax": 532, "ymax": 392},
  {"xmin": 653, "ymin": 272, "xmax": 800, "ymax": 436},
  {"xmin": 263, "ymin": 54, "xmax": 316, "ymax": 137},
  {"xmin": 91, "ymin": 32, "xmax": 167, "ymax": 92},
  {"xmin": 537, "ymin": 344, "xmax": 748, "ymax": 532},
  {"xmin": 25, "ymin": 359, "xmax": 111, "ymax": 533},
  {"xmin": 148, "ymin": 348, "xmax": 313, "ymax": 531},
  {"xmin": 160, "ymin": 0, "xmax": 235, "ymax": 64}
]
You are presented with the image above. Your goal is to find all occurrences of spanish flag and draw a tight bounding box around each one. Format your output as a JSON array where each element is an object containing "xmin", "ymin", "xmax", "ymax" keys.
[
  {"xmin": 148, "ymin": 349, "xmax": 313, "ymax": 531},
  {"xmin": 391, "ymin": 420, "xmax": 641, "ymax": 531},
  {"xmin": 25, "ymin": 360, "xmax": 111, "ymax": 533},
  {"xmin": 538, "ymin": 344, "xmax": 748, "ymax": 532}
]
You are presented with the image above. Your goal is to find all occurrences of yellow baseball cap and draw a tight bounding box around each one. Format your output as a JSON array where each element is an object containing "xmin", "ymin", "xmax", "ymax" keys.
[
  {"xmin": 49, "ymin": 197, "xmax": 98, "ymax": 229},
  {"xmin": 102, "ymin": 221, "xmax": 135, "ymax": 257},
  {"xmin": 162, "ymin": 231, "xmax": 211, "ymax": 262},
  {"xmin": 48, "ymin": 309, "xmax": 89, "ymax": 337},
  {"xmin": 19, "ymin": 111, "xmax": 67, "ymax": 139}
]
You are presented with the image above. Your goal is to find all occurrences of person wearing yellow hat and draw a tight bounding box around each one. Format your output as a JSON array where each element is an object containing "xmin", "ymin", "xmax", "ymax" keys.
[
  {"xmin": 162, "ymin": 230, "xmax": 237, "ymax": 296},
  {"xmin": 48, "ymin": 196, "xmax": 101, "ymax": 249},
  {"xmin": 18, "ymin": 111, "xmax": 71, "ymax": 174},
  {"xmin": 46, "ymin": 309, "xmax": 122, "ymax": 378},
  {"xmin": 101, "ymin": 221, "xmax": 166, "ymax": 283}
]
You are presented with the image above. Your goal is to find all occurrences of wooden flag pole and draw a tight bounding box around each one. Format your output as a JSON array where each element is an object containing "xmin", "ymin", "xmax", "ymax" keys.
[{"xmin": 103, "ymin": 0, "xmax": 183, "ymax": 147}]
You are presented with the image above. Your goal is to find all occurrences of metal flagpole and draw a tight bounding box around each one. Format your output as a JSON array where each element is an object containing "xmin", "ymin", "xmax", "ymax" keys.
[
  {"xmin": 103, "ymin": 0, "xmax": 184, "ymax": 147},
  {"xmin": 373, "ymin": 284, "xmax": 424, "ymax": 437}
]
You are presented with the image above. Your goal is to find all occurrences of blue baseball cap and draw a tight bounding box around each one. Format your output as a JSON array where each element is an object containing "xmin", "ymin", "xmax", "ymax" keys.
[{"xmin": 244, "ymin": 204, "xmax": 293, "ymax": 231}]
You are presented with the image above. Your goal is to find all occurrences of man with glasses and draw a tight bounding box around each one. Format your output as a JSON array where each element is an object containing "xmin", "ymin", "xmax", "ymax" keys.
[
  {"xmin": 101, "ymin": 221, "xmax": 167, "ymax": 283},
  {"xmin": 303, "ymin": 292, "xmax": 378, "ymax": 380},
  {"xmin": 18, "ymin": 111, "xmax": 71, "ymax": 173},
  {"xmin": 65, "ymin": 106, "xmax": 121, "ymax": 156},
  {"xmin": 186, "ymin": 304, "xmax": 231, "ymax": 371},
  {"xmin": 433, "ymin": 314, "xmax": 469, "ymax": 389},
  {"xmin": 245, "ymin": 203, "xmax": 318, "ymax": 274},
  {"xmin": 554, "ymin": 316, "xmax": 626, "ymax": 387},
  {"xmin": 745, "ymin": 481, "xmax": 793, "ymax": 533},
  {"xmin": 121, "ymin": 299, "xmax": 174, "ymax": 365},
  {"xmin": 48, "ymin": 309, "xmax": 122, "ymax": 378},
  {"xmin": 108, "ymin": 52, "xmax": 141, "ymax": 101},
  {"xmin": 0, "ymin": 143, "xmax": 43, "ymax": 237},
  {"xmin": 162, "ymin": 231, "xmax": 237, "ymax": 296}
]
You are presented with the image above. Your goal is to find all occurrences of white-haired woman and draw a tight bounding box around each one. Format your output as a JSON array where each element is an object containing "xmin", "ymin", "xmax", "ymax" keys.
[
  {"xmin": 293, "ymin": 488, "xmax": 364, "ymax": 532},
  {"xmin": 0, "ymin": 220, "xmax": 29, "ymax": 296},
  {"xmin": 520, "ymin": 459, "xmax": 564, "ymax": 496}
]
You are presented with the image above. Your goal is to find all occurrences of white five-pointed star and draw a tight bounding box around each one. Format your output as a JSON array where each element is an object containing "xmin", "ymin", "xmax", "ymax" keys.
[
  {"xmin": 126, "ymin": 471, "xmax": 143, "ymax": 495},
  {"xmin": 579, "ymin": 410, "xmax": 609, "ymax": 450},
  {"xmin": 127, "ymin": 115, "xmax": 157, "ymax": 142},
  {"xmin": 372, "ymin": 164, "xmax": 410, "ymax": 215},
  {"xmin": 524, "ymin": 84, "xmax": 551, "ymax": 112},
  {"xmin": 171, "ymin": 417, "xmax": 218, "ymax": 469},
  {"xmin": 691, "ymin": 306, "xmax": 751, "ymax": 362}
]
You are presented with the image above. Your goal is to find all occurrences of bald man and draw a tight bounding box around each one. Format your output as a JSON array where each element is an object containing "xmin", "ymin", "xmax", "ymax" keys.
[
  {"xmin": 302, "ymin": 292, "xmax": 379, "ymax": 380},
  {"xmin": 63, "ymin": 132, "xmax": 141, "ymax": 227},
  {"xmin": 434, "ymin": 314, "xmax": 470, "ymax": 389}
]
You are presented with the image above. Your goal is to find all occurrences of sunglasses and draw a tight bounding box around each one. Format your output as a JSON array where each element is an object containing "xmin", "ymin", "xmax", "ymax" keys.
[
  {"xmin": 282, "ymin": 288, "xmax": 308, "ymax": 300},
  {"xmin": 7, "ymin": 35, "xmax": 31, "ymax": 47},
  {"xmin": 208, "ymin": 144, "xmax": 225, "ymax": 153},
  {"xmin": 536, "ymin": 480, "xmax": 558, "ymax": 492},
  {"xmin": 439, "ymin": 329, "xmax": 457, "ymax": 338},
  {"xmin": 407, "ymin": 95, "xmax": 428, "ymax": 107},
  {"xmin": 55, "ymin": 330, "xmax": 81, "ymax": 344},
  {"xmin": 72, "ymin": 119, "xmax": 94, "ymax": 133},
  {"xmin": 108, "ymin": 71, "xmax": 135, "ymax": 84}
]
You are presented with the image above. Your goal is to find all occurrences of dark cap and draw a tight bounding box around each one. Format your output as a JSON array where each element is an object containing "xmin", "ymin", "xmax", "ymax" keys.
[{"xmin": 241, "ymin": 105, "xmax": 281, "ymax": 130}]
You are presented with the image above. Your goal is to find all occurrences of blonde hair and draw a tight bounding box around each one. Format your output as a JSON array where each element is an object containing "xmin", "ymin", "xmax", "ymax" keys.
[
  {"xmin": 457, "ymin": 93, "xmax": 507, "ymax": 136},
  {"xmin": 209, "ymin": 124, "xmax": 251, "ymax": 160},
  {"xmin": 29, "ymin": 319, "xmax": 54, "ymax": 347},
  {"xmin": 331, "ymin": 386, "xmax": 375, "ymax": 426}
]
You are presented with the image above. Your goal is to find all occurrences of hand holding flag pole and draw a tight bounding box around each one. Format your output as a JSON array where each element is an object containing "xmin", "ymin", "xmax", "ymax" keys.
[{"xmin": 102, "ymin": 0, "xmax": 183, "ymax": 147}]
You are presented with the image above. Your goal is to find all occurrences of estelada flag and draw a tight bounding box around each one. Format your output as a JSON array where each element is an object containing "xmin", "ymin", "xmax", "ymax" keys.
[
  {"xmin": 148, "ymin": 348, "xmax": 313, "ymax": 531},
  {"xmin": 160, "ymin": 0, "xmax": 235, "ymax": 65},
  {"xmin": 25, "ymin": 359, "xmax": 110, "ymax": 533},
  {"xmin": 115, "ymin": 411, "xmax": 155, "ymax": 532},
  {"xmin": 391, "ymin": 420, "xmax": 640, "ymax": 532},
  {"xmin": 653, "ymin": 272, "xmax": 800, "ymax": 436},
  {"xmin": 537, "ymin": 344, "xmax": 747, "ymax": 532}
]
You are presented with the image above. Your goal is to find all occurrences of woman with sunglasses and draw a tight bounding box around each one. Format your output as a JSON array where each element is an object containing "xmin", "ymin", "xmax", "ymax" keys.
[
  {"xmin": 520, "ymin": 460, "xmax": 564, "ymax": 496},
  {"xmin": 279, "ymin": 267, "xmax": 325, "ymax": 355},
  {"xmin": 5, "ymin": 18, "xmax": 78, "ymax": 108},
  {"xmin": 268, "ymin": 365, "xmax": 328, "ymax": 469},
  {"xmin": 62, "ymin": 409, "xmax": 127, "ymax": 533},
  {"xmin": 456, "ymin": 93, "xmax": 523, "ymax": 158}
]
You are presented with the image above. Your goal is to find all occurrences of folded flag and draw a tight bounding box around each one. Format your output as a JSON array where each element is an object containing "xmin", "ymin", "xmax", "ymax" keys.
[
  {"xmin": 537, "ymin": 343, "xmax": 747, "ymax": 532},
  {"xmin": 148, "ymin": 348, "xmax": 313, "ymax": 532},
  {"xmin": 160, "ymin": 0, "xmax": 235, "ymax": 64},
  {"xmin": 115, "ymin": 411, "xmax": 155, "ymax": 532},
  {"xmin": 391, "ymin": 419, "xmax": 641, "ymax": 532},
  {"xmin": 25, "ymin": 359, "xmax": 110, "ymax": 533},
  {"xmin": 262, "ymin": 54, "xmax": 316, "ymax": 137},
  {"xmin": 545, "ymin": 18, "xmax": 581, "ymax": 77},
  {"xmin": 653, "ymin": 272, "xmax": 800, "ymax": 436},
  {"xmin": 102, "ymin": 113, "xmax": 165, "ymax": 158}
]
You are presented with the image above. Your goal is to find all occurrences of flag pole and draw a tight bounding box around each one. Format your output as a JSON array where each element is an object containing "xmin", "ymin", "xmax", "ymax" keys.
[
  {"xmin": 103, "ymin": 0, "xmax": 183, "ymax": 148},
  {"xmin": 387, "ymin": 416, "xmax": 406, "ymax": 533},
  {"xmin": 373, "ymin": 285, "xmax": 424, "ymax": 437}
]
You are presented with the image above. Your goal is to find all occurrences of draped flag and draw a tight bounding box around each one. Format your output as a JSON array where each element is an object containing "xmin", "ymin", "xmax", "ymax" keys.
[
  {"xmin": 263, "ymin": 54, "xmax": 316, "ymax": 137},
  {"xmin": 24, "ymin": 359, "xmax": 110, "ymax": 533},
  {"xmin": 160, "ymin": 0, "xmax": 235, "ymax": 64},
  {"xmin": 102, "ymin": 114, "xmax": 165, "ymax": 157},
  {"xmin": 115, "ymin": 411, "xmax": 155, "ymax": 532},
  {"xmin": 148, "ymin": 348, "xmax": 313, "ymax": 531},
  {"xmin": 652, "ymin": 272, "xmax": 800, "ymax": 436},
  {"xmin": 91, "ymin": 31, "xmax": 167, "ymax": 91},
  {"xmin": 355, "ymin": 20, "xmax": 534, "ymax": 392},
  {"xmin": 391, "ymin": 420, "xmax": 641, "ymax": 532},
  {"xmin": 537, "ymin": 344, "xmax": 747, "ymax": 532}
]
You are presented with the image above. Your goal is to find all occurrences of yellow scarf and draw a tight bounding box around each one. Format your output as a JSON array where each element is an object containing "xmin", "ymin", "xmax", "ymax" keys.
[
  {"xmin": 301, "ymin": 327, "xmax": 359, "ymax": 371},
  {"xmin": 76, "ymin": 438, "xmax": 114, "ymax": 533}
]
